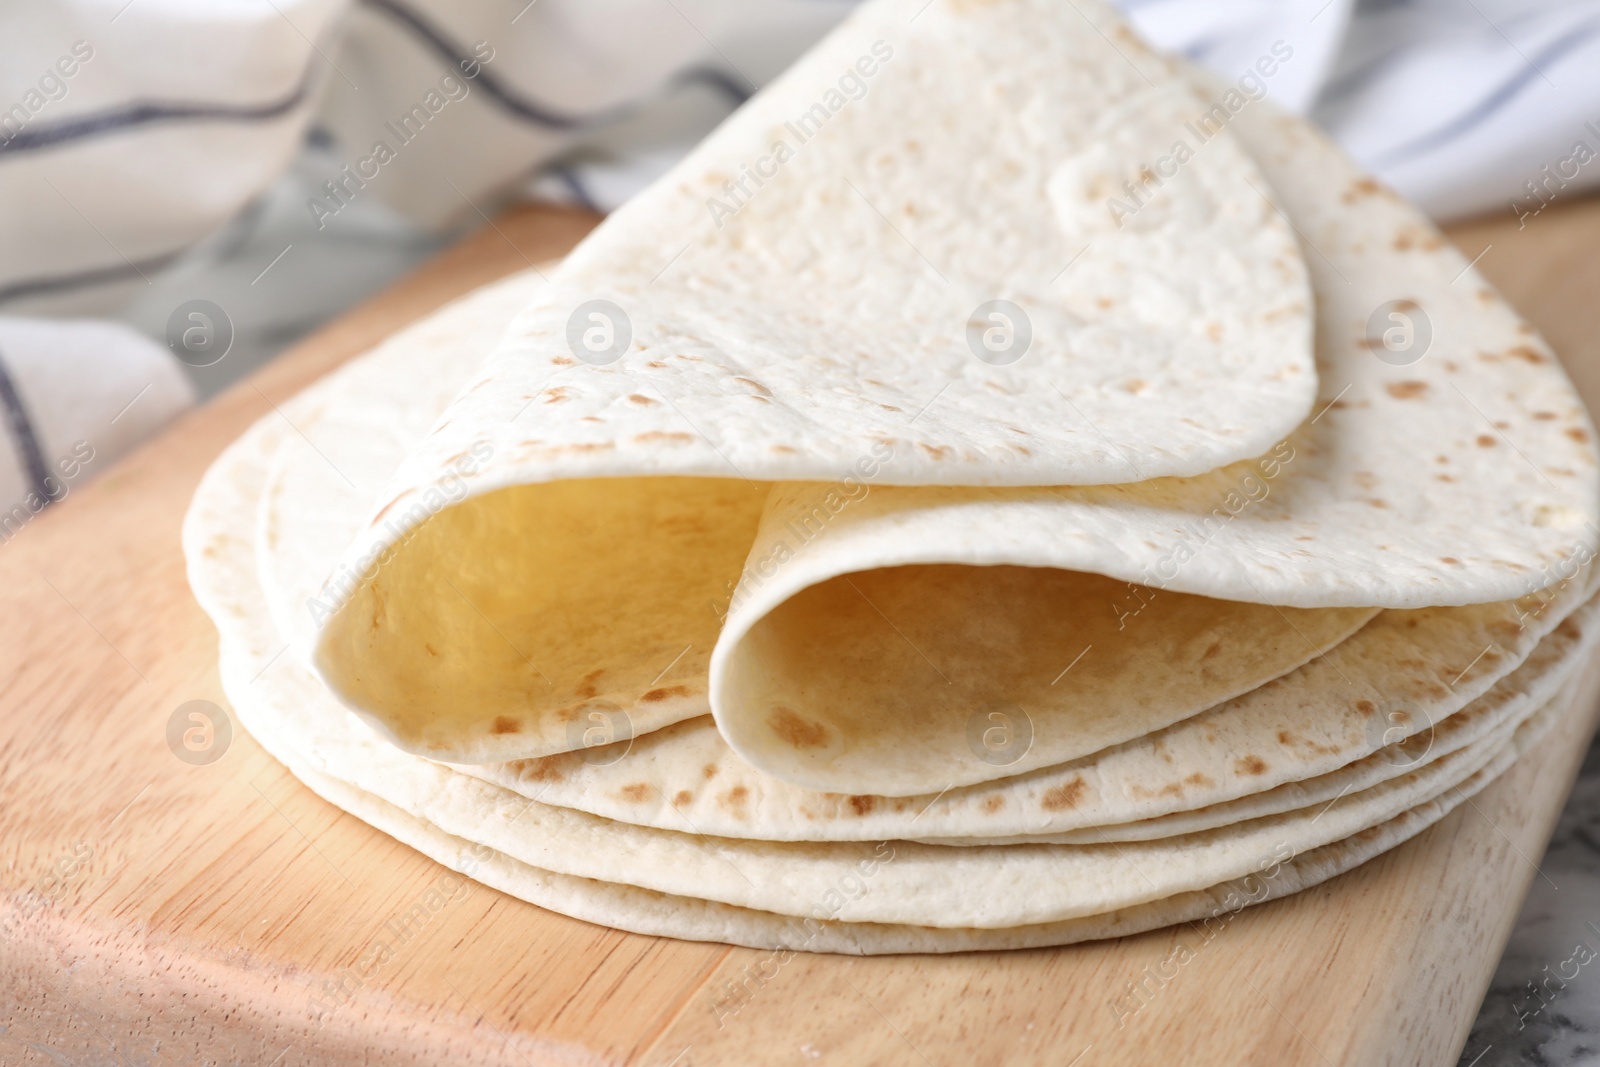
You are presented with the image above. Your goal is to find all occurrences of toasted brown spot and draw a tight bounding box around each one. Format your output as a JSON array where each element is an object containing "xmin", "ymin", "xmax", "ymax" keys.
[
  {"xmin": 718, "ymin": 785, "xmax": 750, "ymax": 816},
  {"xmin": 490, "ymin": 716, "xmax": 522, "ymax": 735},
  {"xmin": 1392, "ymin": 229, "xmax": 1443, "ymax": 252},
  {"xmin": 620, "ymin": 783, "xmax": 653, "ymax": 803},
  {"xmin": 641, "ymin": 685, "xmax": 691, "ymax": 704},
  {"xmin": 848, "ymin": 795, "xmax": 876, "ymax": 816},
  {"xmin": 1440, "ymin": 557, "xmax": 1461, "ymax": 565},
  {"xmin": 515, "ymin": 756, "xmax": 566, "ymax": 784},
  {"xmin": 1477, "ymin": 434, "xmax": 1497, "ymax": 448},
  {"xmin": 1356, "ymin": 700, "xmax": 1376, "ymax": 717},
  {"xmin": 673, "ymin": 790, "xmax": 693, "ymax": 806},
  {"xmin": 647, "ymin": 360, "xmax": 670, "ymax": 368},
  {"xmin": 370, "ymin": 496, "xmax": 402, "ymax": 525},
  {"xmin": 702, "ymin": 763, "xmax": 718, "ymax": 780},
  {"xmin": 1235, "ymin": 755, "xmax": 1269, "ymax": 776},
  {"xmin": 425, "ymin": 643, "xmax": 439, "ymax": 657},
  {"xmin": 768, "ymin": 707, "xmax": 831, "ymax": 750},
  {"xmin": 1184, "ymin": 772, "xmax": 1215, "ymax": 788},
  {"xmin": 551, "ymin": 355, "xmax": 575, "ymax": 365},
  {"xmin": 626, "ymin": 393, "xmax": 657, "ymax": 405},
  {"xmin": 576, "ymin": 668, "xmax": 605, "ymax": 699},
  {"xmin": 918, "ymin": 443, "xmax": 954, "ymax": 460},
  {"xmin": 1131, "ymin": 781, "xmax": 1186, "ymax": 801},
  {"xmin": 1201, "ymin": 641, "xmax": 1222, "ymax": 660},
  {"xmin": 1041, "ymin": 777, "xmax": 1087, "ymax": 812},
  {"xmin": 982, "ymin": 795, "xmax": 1005, "ymax": 814},
  {"xmin": 1508, "ymin": 345, "xmax": 1548, "ymax": 365},
  {"xmin": 632, "ymin": 431, "xmax": 694, "ymax": 445},
  {"xmin": 1534, "ymin": 411, "xmax": 1559, "ymax": 421},
  {"xmin": 1567, "ymin": 427, "xmax": 1590, "ymax": 443},
  {"xmin": 733, "ymin": 377, "xmax": 772, "ymax": 396},
  {"xmin": 1386, "ymin": 381, "xmax": 1428, "ymax": 400},
  {"xmin": 1342, "ymin": 177, "xmax": 1385, "ymax": 203},
  {"xmin": 1276, "ymin": 730, "xmax": 1294, "ymax": 745}
]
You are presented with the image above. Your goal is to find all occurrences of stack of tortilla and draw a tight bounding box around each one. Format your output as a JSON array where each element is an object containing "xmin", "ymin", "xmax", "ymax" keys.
[{"xmin": 185, "ymin": 0, "xmax": 1600, "ymax": 953}]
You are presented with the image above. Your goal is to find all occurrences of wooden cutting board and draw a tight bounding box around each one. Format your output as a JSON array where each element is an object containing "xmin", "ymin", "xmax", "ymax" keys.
[{"xmin": 5, "ymin": 198, "xmax": 1600, "ymax": 1067}]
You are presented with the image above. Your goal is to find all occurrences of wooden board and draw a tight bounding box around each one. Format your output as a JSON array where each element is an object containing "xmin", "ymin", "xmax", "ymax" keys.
[{"xmin": 4, "ymin": 198, "xmax": 1600, "ymax": 1067}]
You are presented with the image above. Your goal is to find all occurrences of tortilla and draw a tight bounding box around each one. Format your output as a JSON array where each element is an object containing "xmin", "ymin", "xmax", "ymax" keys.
[
  {"xmin": 268, "ymin": 734, "xmax": 1518, "ymax": 955},
  {"xmin": 257, "ymin": 328, "xmax": 1595, "ymax": 841},
  {"xmin": 703, "ymin": 73, "xmax": 1600, "ymax": 793},
  {"xmin": 303, "ymin": 0, "xmax": 1359, "ymax": 765},
  {"xmin": 306, "ymin": 18, "xmax": 1596, "ymax": 775},
  {"xmin": 181, "ymin": 1, "xmax": 1600, "ymax": 951},
  {"xmin": 187, "ymin": 407, "xmax": 1594, "ymax": 932},
  {"xmin": 189, "ymin": 400, "xmax": 1590, "ymax": 947}
]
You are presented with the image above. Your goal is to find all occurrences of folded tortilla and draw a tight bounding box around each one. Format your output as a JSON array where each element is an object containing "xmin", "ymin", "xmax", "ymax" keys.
[
  {"xmin": 302, "ymin": 0, "xmax": 1354, "ymax": 771},
  {"xmin": 304, "ymin": 34, "xmax": 1595, "ymax": 797},
  {"xmin": 180, "ymin": 0, "xmax": 1600, "ymax": 951},
  {"xmin": 184, "ymin": 405, "xmax": 1593, "ymax": 934},
  {"xmin": 256, "ymin": 264, "xmax": 1597, "ymax": 847}
]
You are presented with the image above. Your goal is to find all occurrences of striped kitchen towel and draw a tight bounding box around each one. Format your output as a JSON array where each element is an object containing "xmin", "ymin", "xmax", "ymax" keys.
[{"xmin": 0, "ymin": 317, "xmax": 193, "ymax": 543}]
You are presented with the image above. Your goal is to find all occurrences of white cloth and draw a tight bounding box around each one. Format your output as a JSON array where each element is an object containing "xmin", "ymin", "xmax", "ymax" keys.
[
  {"xmin": 314, "ymin": 0, "xmax": 855, "ymax": 228},
  {"xmin": 0, "ymin": 0, "xmax": 340, "ymax": 315},
  {"xmin": 0, "ymin": 317, "xmax": 194, "ymax": 532},
  {"xmin": 1310, "ymin": 0, "xmax": 1600, "ymax": 223}
]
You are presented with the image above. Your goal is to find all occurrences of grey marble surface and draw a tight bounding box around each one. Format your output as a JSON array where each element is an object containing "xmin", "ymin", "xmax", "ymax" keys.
[{"xmin": 1460, "ymin": 732, "xmax": 1600, "ymax": 1066}]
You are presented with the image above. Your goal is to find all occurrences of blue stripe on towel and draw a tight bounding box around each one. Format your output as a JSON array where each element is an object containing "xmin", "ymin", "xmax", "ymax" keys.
[
  {"xmin": 0, "ymin": 61, "xmax": 319, "ymax": 157},
  {"xmin": 0, "ymin": 352, "xmax": 56, "ymax": 504},
  {"xmin": 1370, "ymin": 17, "xmax": 1600, "ymax": 169},
  {"xmin": 0, "ymin": 247, "xmax": 186, "ymax": 307},
  {"xmin": 364, "ymin": 0, "xmax": 749, "ymax": 131}
]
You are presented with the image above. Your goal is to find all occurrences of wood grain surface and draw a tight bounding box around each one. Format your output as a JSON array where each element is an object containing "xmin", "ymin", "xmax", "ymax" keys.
[{"xmin": 3, "ymin": 198, "xmax": 1600, "ymax": 1067}]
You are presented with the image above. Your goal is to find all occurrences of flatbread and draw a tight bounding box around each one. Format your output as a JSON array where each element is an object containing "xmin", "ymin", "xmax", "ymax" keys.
[
  {"xmin": 187, "ymin": 409, "xmax": 1593, "ymax": 932},
  {"xmin": 257, "ymin": 337, "xmax": 1594, "ymax": 840},
  {"xmin": 306, "ymin": 40, "xmax": 1596, "ymax": 774},
  {"xmin": 265, "ymin": 705, "xmax": 1555, "ymax": 955},
  {"xmin": 186, "ymin": 407, "xmax": 1585, "ymax": 947},
  {"xmin": 182, "ymin": 5, "xmax": 1600, "ymax": 951},
  {"xmin": 270, "ymin": 741, "xmax": 1505, "ymax": 955},
  {"xmin": 704, "ymin": 72, "xmax": 1600, "ymax": 793}
]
